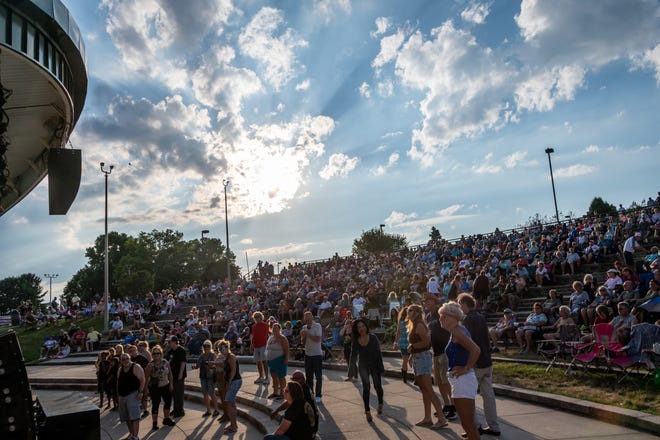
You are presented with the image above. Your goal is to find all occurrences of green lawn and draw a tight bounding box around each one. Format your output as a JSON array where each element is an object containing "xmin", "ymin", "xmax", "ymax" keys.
[{"xmin": 0, "ymin": 316, "xmax": 105, "ymax": 363}]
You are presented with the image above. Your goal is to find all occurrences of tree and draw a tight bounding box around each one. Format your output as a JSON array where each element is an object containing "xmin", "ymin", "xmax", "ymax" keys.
[
  {"xmin": 429, "ymin": 226, "xmax": 442, "ymax": 242},
  {"xmin": 352, "ymin": 228, "xmax": 408, "ymax": 255},
  {"xmin": 588, "ymin": 197, "xmax": 617, "ymax": 216},
  {"xmin": 0, "ymin": 273, "xmax": 45, "ymax": 312}
]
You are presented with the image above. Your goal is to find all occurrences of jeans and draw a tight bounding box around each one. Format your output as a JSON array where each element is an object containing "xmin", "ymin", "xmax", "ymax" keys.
[
  {"xmin": 172, "ymin": 378, "xmax": 185, "ymax": 414},
  {"xmin": 474, "ymin": 366, "xmax": 499, "ymax": 431},
  {"xmin": 304, "ymin": 354, "xmax": 323, "ymax": 398},
  {"xmin": 359, "ymin": 365, "xmax": 383, "ymax": 412}
]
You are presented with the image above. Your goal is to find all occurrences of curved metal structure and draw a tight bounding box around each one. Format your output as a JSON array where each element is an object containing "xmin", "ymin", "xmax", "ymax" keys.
[{"xmin": 0, "ymin": 0, "xmax": 87, "ymax": 215}]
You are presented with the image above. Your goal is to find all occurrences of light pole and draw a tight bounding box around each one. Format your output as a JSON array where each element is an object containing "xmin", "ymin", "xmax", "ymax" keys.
[
  {"xmin": 544, "ymin": 148, "xmax": 560, "ymax": 224},
  {"xmin": 100, "ymin": 162, "xmax": 114, "ymax": 332},
  {"xmin": 223, "ymin": 179, "xmax": 231, "ymax": 288},
  {"xmin": 201, "ymin": 229, "xmax": 209, "ymax": 240},
  {"xmin": 43, "ymin": 273, "xmax": 58, "ymax": 304}
]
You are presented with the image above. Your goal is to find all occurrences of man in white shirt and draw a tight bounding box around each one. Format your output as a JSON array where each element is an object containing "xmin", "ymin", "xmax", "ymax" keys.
[
  {"xmin": 426, "ymin": 275, "xmax": 440, "ymax": 295},
  {"xmin": 623, "ymin": 232, "xmax": 644, "ymax": 267},
  {"xmin": 110, "ymin": 315, "xmax": 124, "ymax": 339},
  {"xmin": 301, "ymin": 311, "xmax": 323, "ymax": 403}
]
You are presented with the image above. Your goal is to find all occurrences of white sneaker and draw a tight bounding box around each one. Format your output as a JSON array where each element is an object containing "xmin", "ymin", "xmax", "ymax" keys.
[
  {"xmin": 262, "ymin": 378, "xmax": 270, "ymax": 384},
  {"xmin": 315, "ymin": 396, "xmax": 322, "ymax": 404}
]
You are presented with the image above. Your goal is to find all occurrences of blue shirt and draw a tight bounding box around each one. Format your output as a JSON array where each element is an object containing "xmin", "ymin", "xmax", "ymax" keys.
[{"xmin": 446, "ymin": 325, "xmax": 471, "ymax": 370}]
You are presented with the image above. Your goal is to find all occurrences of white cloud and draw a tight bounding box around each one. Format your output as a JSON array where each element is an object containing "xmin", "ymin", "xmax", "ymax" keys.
[
  {"xmin": 371, "ymin": 17, "xmax": 391, "ymax": 38},
  {"xmin": 313, "ymin": 0, "xmax": 351, "ymax": 23},
  {"xmin": 584, "ymin": 145, "xmax": 600, "ymax": 153},
  {"xmin": 296, "ymin": 79, "xmax": 311, "ymax": 91},
  {"xmin": 242, "ymin": 242, "xmax": 316, "ymax": 258},
  {"xmin": 515, "ymin": 65, "xmax": 585, "ymax": 113},
  {"xmin": 554, "ymin": 164, "xmax": 595, "ymax": 178},
  {"xmin": 377, "ymin": 79, "xmax": 395, "ymax": 97},
  {"xmin": 11, "ymin": 216, "xmax": 28, "ymax": 225},
  {"xmin": 238, "ymin": 7, "xmax": 308, "ymax": 90},
  {"xmin": 370, "ymin": 152, "xmax": 399, "ymax": 176},
  {"xmin": 504, "ymin": 151, "xmax": 527, "ymax": 168},
  {"xmin": 359, "ymin": 82, "xmax": 371, "ymax": 98},
  {"xmin": 372, "ymin": 30, "xmax": 405, "ymax": 69},
  {"xmin": 632, "ymin": 43, "xmax": 660, "ymax": 85},
  {"xmin": 385, "ymin": 211, "xmax": 418, "ymax": 226},
  {"xmin": 472, "ymin": 163, "xmax": 502, "ymax": 174},
  {"xmin": 461, "ymin": 2, "xmax": 491, "ymax": 24},
  {"xmin": 319, "ymin": 153, "xmax": 360, "ymax": 180},
  {"xmin": 240, "ymin": 238, "xmax": 253, "ymax": 245},
  {"xmin": 437, "ymin": 204, "xmax": 462, "ymax": 217}
]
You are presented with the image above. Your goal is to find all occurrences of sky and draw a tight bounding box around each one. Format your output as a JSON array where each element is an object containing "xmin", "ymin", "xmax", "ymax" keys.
[{"xmin": 0, "ymin": 0, "xmax": 659, "ymax": 299}]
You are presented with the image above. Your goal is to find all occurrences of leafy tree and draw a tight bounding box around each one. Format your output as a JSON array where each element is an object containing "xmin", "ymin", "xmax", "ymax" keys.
[
  {"xmin": 352, "ymin": 227, "xmax": 408, "ymax": 255},
  {"xmin": 429, "ymin": 226, "xmax": 442, "ymax": 242},
  {"xmin": 588, "ymin": 197, "xmax": 617, "ymax": 216},
  {"xmin": 0, "ymin": 273, "xmax": 45, "ymax": 312}
]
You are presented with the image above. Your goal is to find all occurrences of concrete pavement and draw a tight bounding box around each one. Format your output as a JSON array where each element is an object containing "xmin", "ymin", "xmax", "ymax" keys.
[{"xmin": 27, "ymin": 356, "xmax": 659, "ymax": 440}]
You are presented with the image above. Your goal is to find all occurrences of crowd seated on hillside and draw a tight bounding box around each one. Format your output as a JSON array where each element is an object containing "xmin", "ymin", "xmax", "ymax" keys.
[{"xmin": 27, "ymin": 193, "xmax": 660, "ymax": 360}]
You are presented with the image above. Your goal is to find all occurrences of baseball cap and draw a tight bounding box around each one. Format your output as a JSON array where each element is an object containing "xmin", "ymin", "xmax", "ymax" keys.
[{"xmin": 504, "ymin": 308, "xmax": 513, "ymax": 314}]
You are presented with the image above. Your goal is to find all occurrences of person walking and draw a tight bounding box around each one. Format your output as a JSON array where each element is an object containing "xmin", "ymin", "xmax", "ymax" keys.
[
  {"xmin": 439, "ymin": 301, "xmax": 481, "ymax": 440},
  {"xmin": 166, "ymin": 335, "xmax": 187, "ymax": 418},
  {"xmin": 216, "ymin": 339, "xmax": 242, "ymax": 434},
  {"xmin": 425, "ymin": 294, "xmax": 456, "ymax": 420},
  {"xmin": 193, "ymin": 340, "xmax": 220, "ymax": 417},
  {"xmin": 349, "ymin": 318, "xmax": 385, "ymax": 423},
  {"xmin": 252, "ymin": 312, "xmax": 271, "ymax": 384},
  {"xmin": 300, "ymin": 311, "xmax": 323, "ymax": 403},
  {"xmin": 339, "ymin": 311, "xmax": 357, "ymax": 381},
  {"xmin": 144, "ymin": 344, "xmax": 175, "ymax": 430},
  {"xmin": 266, "ymin": 322, "xmax": 289, "ymax": 399},
  {"xmin": 458, "ymin": 293, "xmax": 501, "ymax": 436},
  {"xmin": 117, "ymin": 353, "xmax": 146, "ymax": 440},
  {"xmin": 393, "ymin": 307, "xmax": 412, "ymax": 383},
  {"xmin": 407, "ymin": 304, "xmax": 448, "ymax": 430}
]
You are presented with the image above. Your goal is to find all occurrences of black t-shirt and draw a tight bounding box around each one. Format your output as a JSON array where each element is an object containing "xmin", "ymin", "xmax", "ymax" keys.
[
  {"xmin": 134, "ymin": 354, "xmax": 149, "ymax": 369},
  {"xmin": 429, "ymin": 319, "xmax": 450, "ymax": 356},
  {"xmin": 463, "ymin": 310, "xmax": 492, "ymax": 368},
  {"xmin": 284, "ymin": 399, "xmax": 314, "ymax": 440},
  {"xmin": 168, "ymin": 346, "xmax": 187, "ymax": 379}
]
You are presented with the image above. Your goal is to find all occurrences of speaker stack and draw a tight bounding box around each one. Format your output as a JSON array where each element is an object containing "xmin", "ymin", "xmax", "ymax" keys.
[{"xmin": 0, "ymin": 331, "xmax": 35, "ymax": 440}]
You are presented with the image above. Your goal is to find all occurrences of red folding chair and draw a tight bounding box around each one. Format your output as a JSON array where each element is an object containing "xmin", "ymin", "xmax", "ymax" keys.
[{"xmin": 568, "ymin": 323, "xmax": 620, "ymax": 373}]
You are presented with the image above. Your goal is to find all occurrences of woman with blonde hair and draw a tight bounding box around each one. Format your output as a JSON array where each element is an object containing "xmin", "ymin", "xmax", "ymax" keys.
[
  {"xmin": 407, "ymin": 304, "xmax": 448, "ymax": 430},
  {"xmin": 439, "ymin": 301, "xmax": 481, "ymax": 440},
  {"xmin": 393, "ymin": 307, "xmax": 412, "ymax": 383},
  {"xmin": 215, "ymin": 339, "xmax": 242, "ymax": 434}
]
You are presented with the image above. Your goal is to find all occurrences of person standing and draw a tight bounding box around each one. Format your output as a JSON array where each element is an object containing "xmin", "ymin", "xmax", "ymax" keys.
[
  {"xmin": 458, "ymin": 293, "xmax": 501, "ymax": 436},
  {"xmin": 623, "ymin": 232, "xmax": 644, "ymax": 267},
  {"xmin": 117, "ymin": 353, "xmax": 146, "ymax": 440},
  {"xmin": 217, "ymin": 339, "xmax": 242, "ymax": 434},
  {"xmin": 339, "ymin": 311, "xmax": 357, "ymax": 381},
  {"xmin": 424, "ymin": 294, "xmax": 456, "ymax": 420},
  {"xmin": 252, "ymin": 312, "xmax": 271, "ymax": 384},
  {"xmin": 144, "ymin": 345, "xmax": 175, "ymax": 430},
  {"xmin": 166, "ymin": 335, "xmax": 187, "ymax": 418},
  {"xmin": 300, "ymin": 311, "xmax": 323, "ymax": 403},
  {"xmin": 266, "ymin": 322, "xmax": 289, "ymax": 399},
  {"xmin": 349, "ymin": 318, "xmax": 385, "ymax": 423},
  {"xmin": 393, "ymin": 307, "xmax": 412, "ymax": 383},
  {"xmin": 438, "ymin": 302, "xmax": 481, "ymax": 440},
  {"xmin": 193, "ymin": 340, "xmax": 220, "ymax": 417}
]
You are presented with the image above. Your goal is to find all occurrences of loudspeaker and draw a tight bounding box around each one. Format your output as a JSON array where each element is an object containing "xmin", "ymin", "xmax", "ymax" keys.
[
  {"xmin": 48, "ymin": 148, "xmax": 81, "ymax": 215},
  {"xmin": 35, "ymin": 392, "xmax": 99, "ymax": 440},
  {"xmin": 0, "ymin": 331, "xmax": 35, "ymax": 440}
]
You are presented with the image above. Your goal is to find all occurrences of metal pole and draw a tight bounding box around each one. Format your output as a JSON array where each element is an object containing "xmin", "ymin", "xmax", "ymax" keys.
[
  {"xmin": 44, "ymin": 273, "xmax": 58, "ymax": 304},
  {"xmin": 223, "ymin": 179, "xmax": 231, "ymax": 288},
  {"xmin": 245, "ymin": 252, "xmax": 249, "ymax": 278},
  {"xmin": 100, "ymin": 162, "xmax": 113, "ymax": 332},
  {"xmin": 545, "ymin": 148, "xmax": 560, "ymax": 224}
]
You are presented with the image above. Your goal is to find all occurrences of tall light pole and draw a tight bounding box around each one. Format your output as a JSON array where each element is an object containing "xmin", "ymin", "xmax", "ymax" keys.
[
  {"xmin": 544, "ymin": 148, "xmax": 560, "ymax": 224},
  {"xmin": 201, "ymin": 229, "xmax": 209, "ymax": 240},
  {"xmin": 223, "ymin": 179, "xmax": 231, "ymax": 288},
  {"xmin": 100, "ymin": 162, "xmax": 114, "ymax": 332},
  {"xmin": 43, "ymin": 273, "xmax": 58, "ymax": 304}
]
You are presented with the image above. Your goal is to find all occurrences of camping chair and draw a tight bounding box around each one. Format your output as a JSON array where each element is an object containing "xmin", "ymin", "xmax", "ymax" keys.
[
  {"xmin": 568, "ymin": 323, "xmax": 619, "ymax": 373},
  {"xmin": 606, "ymin": 323, "xmax": 660, "ymax": 385},
  {"xmin": 537, "ymin": 324, "xmax": 580, "ymax": 372}
]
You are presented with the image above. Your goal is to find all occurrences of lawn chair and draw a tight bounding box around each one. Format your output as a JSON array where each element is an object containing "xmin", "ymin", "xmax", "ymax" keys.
[
  {"xmin": 537, "ymin": 324, "xmax": 580, "ymax": 372},
  {"xmin": 568, "ymin": 323, "xmax": 619, "ymax": 373},
  {"xmin": 606, "ymin": 323, "xmax": 660, "ymax": 385}
]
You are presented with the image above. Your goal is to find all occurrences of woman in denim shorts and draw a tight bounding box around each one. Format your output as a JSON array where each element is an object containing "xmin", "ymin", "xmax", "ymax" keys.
[
  {"xmin": 407, "ymin": 305, "xmax": 448, "ymax": 430},
  {"xmin": 194, "ymin": 340, "xmax": 220, "ymax": 417},
  {"xmin": 216, "ymin": 339, "xmax": 242, "ymax": 434}
]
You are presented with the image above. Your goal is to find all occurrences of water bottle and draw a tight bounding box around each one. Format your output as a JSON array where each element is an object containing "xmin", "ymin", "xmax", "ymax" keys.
[{"xmin": 654, "ymin": 367, "xmax": 660, "ymax": 386}]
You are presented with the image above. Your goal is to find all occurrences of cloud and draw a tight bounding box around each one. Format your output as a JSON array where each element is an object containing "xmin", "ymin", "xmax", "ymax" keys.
[
  {"xmin": 377, "ymin": 79, "xmax": 395, "ymax": 97},
  {"xmin": 438, "ymin": 204, "xmax": 463, "ymax": 217},
  {"xmin": 359, "ymin": 82, "xmax": 371, "ymax": 98},
  {"xmin": 319, "ymin": 153, "xmax": 360, "ymax": 179},
  {"xmin": 472, "ymin": 163, "xmax": 502, "ymax": 174},
  {"xmin": 370, "ymin": 152, "xmax": 399, "ymax": 176},
  {"xmin": 584, "ymin": 145, "xmax": 600, "ymax": 153},
  {"xmin": 515, "ymin": 65, "xmax": 585, "ymax": 113},
  {"xmin": 461, "ymin": 2, "xmax": 491, "ymax": 24},
  {"xmin": 296, "ymin": 79, "xmax": 311, "ymax": 91},
  {"xmin": 238, "ymin": 7, "xmax": 308, "ymax": 90},
  {"xmin": 240, "ymin": 238, "xmax": 253, "ymax": 245},
  {"xmin": 385, "ymin": 211, "xmax": 418, "ymax": 226},
  {"xmin": 371, "ymin": 17, "xmax": 391, "ymax": 38},
  {"xmin": 554, "ymin": 164, "xmax": 595, "ymax": 178},
  {"xmin": 242, "ymin": 241, "xmax": 315, "ymax": 258},
  {"xmin": 372, "ymin": 29, "xmax": 405, "ymax": 69},
  {"xmin": 313, "ymin": 0, "xmax": 351, "ymax": 24},
  {"xmin": 632, "ymin": 43, "xmax": 660, "ymax": 85}
]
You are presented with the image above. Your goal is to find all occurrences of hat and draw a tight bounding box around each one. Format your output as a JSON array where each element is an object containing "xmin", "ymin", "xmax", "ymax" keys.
[
  {"xmin": 606, "ymin": 268, "xmax": 618, "ymax": 274},
  {"xmin": 634, "ymin": 232, "xmax": 642, "ymax": 237},
  {"xmin": 168, "ymin": 335, "xmax": 179, "ymax": 343},
  {"xmin": 503, "ymin": 308, "xmax": 513, "ymax": 314},
  {"xmin": 203, "ymin": 341, "xmax": 212, "ymax": 347}
]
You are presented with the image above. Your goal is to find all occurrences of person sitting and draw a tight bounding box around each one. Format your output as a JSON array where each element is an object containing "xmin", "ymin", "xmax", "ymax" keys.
[
  {"xmin": 586, "ymin": 286, "xmax": 614, "ymax": 325},
  {"xmin": 568, "ymin": 281, "xmax": 589, "ymax": 326},
  {"xmin": 87, "ymin": 326, "xmax": 102, "ymax": 351},
  {"xmin": 39, "ymin": 336, "xmax": 59, "ymax": 360},
  {"xmin": 515, "ymin": 303, "xmax": 547, "ymax": 354},
  {"xmin": 264, "ymin": 380, "xmax": 316, "ymax": 440},
  {"xmin": 110, "ymin": 315, "xmax": 124, "ymax": 340},
  {"xmin": 611, "ymin": 302, "xmax": 635, "ymax": 345},
  {"xmin": 542, "ymin": 306, "xmax": 576, "ymax": 340},
  {"xmin": 488, "ymin": 309, "xmax": 516, "ymax": 352},
  {"xmin": 70, "ymin": 326, "xmax": 87, "ymax": 352},
  {"xmin": 542, "ymin": 289, "xmax": 562, "ymax": 325}
]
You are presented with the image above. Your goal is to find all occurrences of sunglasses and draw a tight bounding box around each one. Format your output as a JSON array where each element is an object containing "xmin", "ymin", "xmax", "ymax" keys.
[{"xmin": 153, "ymin": 352, "xmax": 162, "ymax": 355}]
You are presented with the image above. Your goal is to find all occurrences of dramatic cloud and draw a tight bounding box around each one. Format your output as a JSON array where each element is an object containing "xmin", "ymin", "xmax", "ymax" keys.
[
  {"xmin": 372, "ymin": 29, "xmax": 405, "ymax": 69},
  {"xmin": 238, "ymin": 7, "xmax": 308, "ymax": 90},
  {"xmin": 515, "ymin": 65, "xmax": 585, "ymax": 113},
  {"xmin": 319, "ymin": 153, "xmax": 360, "ymax": 180}
]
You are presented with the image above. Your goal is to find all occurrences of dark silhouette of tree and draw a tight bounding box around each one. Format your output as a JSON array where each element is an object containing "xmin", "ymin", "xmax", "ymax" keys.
[{"xmin": 352, "ymin": 227, "xmax": 408, "ymax": 255}]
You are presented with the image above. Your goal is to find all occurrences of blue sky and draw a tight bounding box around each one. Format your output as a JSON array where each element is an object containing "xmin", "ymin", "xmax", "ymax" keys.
[{"xmin": 0, "ymin": 0, "xmax": 658, "ymax": 298}]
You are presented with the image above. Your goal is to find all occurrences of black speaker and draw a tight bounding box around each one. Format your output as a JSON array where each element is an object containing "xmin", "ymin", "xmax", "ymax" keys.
[
  {"xmin": 0, "ymin": 331, "xmax": 35, "ymax": 440},
  {"xmin": 35, "ymin": 392, "xmax": 99, "ymax": 440},
  {"xmin": 48, "ymin": 148, "xmax": 81, "ymax": 215}
]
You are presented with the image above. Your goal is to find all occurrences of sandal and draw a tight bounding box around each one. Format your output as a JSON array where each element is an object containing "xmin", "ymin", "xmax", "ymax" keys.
[
  {"xmin": 267, "ymin": 393, "xmax": 279, "ymax": 399},
  {"xmin": 415, "ymin": 420, "xmax": 433, "ymax": 427},
  {"xmin": 202, "ymin": 411, "xmax": 211, "ymax": 417},
  {"xmin": 223, "ymin": 426, "xmax": 237, "ymax": 434},
  {"xmin": 430, "ymin": 420, "xmax": 449, "ymax": 430}
]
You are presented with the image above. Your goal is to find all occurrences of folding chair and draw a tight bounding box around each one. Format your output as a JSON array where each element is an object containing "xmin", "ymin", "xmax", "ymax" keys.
[
  {"xmin": 568, "ymin": 323, "xmax": 620, "ymax": 373},
  {"xmin": 606, "ymin": 323, "xmax": 660, "ymax": 385},
  {"xmin": 537, "ymin": 324, "xmax": 580, "ymax": 372}
]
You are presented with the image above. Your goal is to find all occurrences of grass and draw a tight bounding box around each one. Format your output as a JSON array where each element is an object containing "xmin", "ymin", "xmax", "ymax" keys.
[
  {"xmin": 493, "ymin": 361, "xmax": 660, "ymax": 415},
  {"xmin": 0, "ymin": 316, "xmax": 105, "ymax": 364}
]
